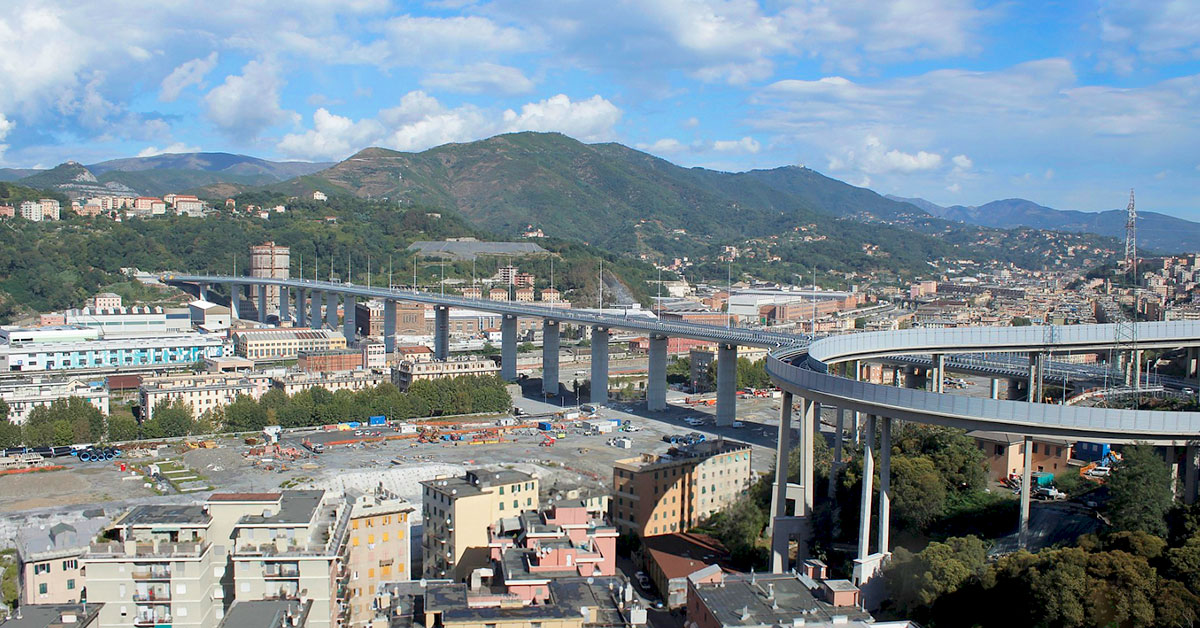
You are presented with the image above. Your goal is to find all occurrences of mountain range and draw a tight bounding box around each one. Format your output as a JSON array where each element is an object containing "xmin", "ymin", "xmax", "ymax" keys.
[{"xmin": 886, "ymin": 195, "xmax": 1199, "ymax": 254}]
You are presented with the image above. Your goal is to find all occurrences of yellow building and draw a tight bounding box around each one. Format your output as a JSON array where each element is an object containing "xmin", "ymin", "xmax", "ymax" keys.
[
  {"xmin": 232, "ymin": 328, "xmax": 346, "ymax": 360},
  {"xmin": 612, "ymin": 439, "xmax": 752, "ymax": 537},
  {"xmin": 346, "ymin": 487, "xmax": 413, "ymax": 628},
  {"xmin": 421, "ymin": 469, "xmax": 539, "ymax": 580},
  {"xmin": 391, "ymin": 357, "xmax": 500, "ymax": 391}
]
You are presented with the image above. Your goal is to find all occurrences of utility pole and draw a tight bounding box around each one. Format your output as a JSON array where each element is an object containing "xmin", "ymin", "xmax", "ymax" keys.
[{"xmin": 598, "ymin": 260, "xmax": 603, "ymax": 311}]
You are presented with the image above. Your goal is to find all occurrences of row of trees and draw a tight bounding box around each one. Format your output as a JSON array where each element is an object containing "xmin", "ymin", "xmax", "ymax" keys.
[
  {"xmin": 0, "ymin": 375, "xmax": 513, "ymax": 446},
  {"xmin": 883, "ymin": 444, "xmax": 1195, "ymax": 627}
]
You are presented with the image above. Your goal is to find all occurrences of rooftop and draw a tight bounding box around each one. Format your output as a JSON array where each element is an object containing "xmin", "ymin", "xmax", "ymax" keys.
[
  {"xmin": 120, "ymin": 504, "xmax": 211, "ymax": 527},
  {"xmin": 0, "ymin": 604, "xmax": 102, "ymax": 628},
  {"xmin": 690, "ymin": 573, "xmax": 871, "ymax": 627},
  {"xmin": 217, "ymin": 599, "xmax": 312, "ymax": 628},
  {"xmin": 236, "ymin": 490, "xmax": 324, "ymax": 526}
]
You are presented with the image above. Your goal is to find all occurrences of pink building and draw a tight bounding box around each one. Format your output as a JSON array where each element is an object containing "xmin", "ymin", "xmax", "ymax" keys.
[{"xmin": 488, "ymin": 503, "xmax": 617, "ymax": 603}]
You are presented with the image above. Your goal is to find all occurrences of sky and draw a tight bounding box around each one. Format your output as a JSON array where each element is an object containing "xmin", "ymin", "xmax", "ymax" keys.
[{"xmin": 1, "ymin": 0, "xmax": 1199, "ymax": 218}]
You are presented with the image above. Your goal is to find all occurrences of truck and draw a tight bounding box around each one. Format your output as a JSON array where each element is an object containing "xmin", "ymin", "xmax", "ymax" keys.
[
  {"xmin": 1031, "ymin": 471, "xmax": 1055, "ymax": 488},
  {"xmin": 368, "ymin": 415, "xmax": 387, "ymax": 427},
  {"xmin": 302, "ymin": 439, "xmax": 325, "ymax": 454}
]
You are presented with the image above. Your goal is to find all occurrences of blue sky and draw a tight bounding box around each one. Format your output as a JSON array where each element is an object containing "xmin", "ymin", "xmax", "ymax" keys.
[{"xmin": 2, "ymin": 0, "xmax": 1199, "ymax": 218}]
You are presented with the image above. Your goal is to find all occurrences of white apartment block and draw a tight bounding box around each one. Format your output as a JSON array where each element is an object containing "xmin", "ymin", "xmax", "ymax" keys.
[
  {"xmin": 139, "ymin": 373, "xmax": 273, "ymax": 420},
  {"xmin": 20, "ymin": 200, "xmax": 42, "ymax": 221},
  {"xmin": 0, "ymin": 377, "xmax": 109, "ymax": 423}
]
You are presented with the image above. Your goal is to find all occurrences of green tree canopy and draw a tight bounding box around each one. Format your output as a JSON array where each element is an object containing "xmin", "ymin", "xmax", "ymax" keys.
[{"xmin": 1108, "ymin": 444, "xmax": 1173, "ymax": 537}]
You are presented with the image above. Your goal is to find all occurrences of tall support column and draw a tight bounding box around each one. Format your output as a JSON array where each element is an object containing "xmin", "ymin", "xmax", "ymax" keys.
[
  {"xmin": 278, "ymin": 287, "xmax": 289, "ymax": 325},
  {"xmin": 647, "ymin": 335, "xmax": 668, "ymax": 411},
  {"xmin": 770, "ymin": 391, "xmax": 794, "ymax": 574},
  {"xmin": 499, "ymin": 315, "xmax": 517, "ymax": 381},
  {"xmin": 716, "ymin": 343, "xmax": 738, "ymax": 426},
  {"xmin": 384, "ymin": 301, "xmax": 397, "ymax": 354},
  {"xmin": 933, "ymin": 354, "xmax": 945, "ymax": 393},
  {"xmin": 852, "ymin": 361, "xmax": 863, "ymax": 444},
  {"xmin": 257, "ymin": 285, "xmax": 268, "ymax": 323},
  {"xmin": 343, "ymin": 296, "xmax": 357, "ymax": 344},
  {"xmin": 296, "ymin": 289, "xmax": 307, "ymax": 327},
  {"xmin": 1186, "ymin": 443, "xmax": 1198, "ymax": 506},
  {"xmin": 310, "ymin": 291, "xmax": 322, "ymax": 329},
  {"xmin": 878, "ymin": 417, "xmax": 892, "ymax": 555},
  {"xmin": 1019, "ymin": 435, "xmax": 1033, "ymax": 549},
  {"xmin": 542, "ymin": 319, "xmax": 560, "ymax": 397},
  {"xmin": 830, "ymin": 407, "xmax": 845, "ymax": 499},
  {"xmin": 990, "ymin": 378, "xmax": 1001, "ymax": 400},
  {"xmin": 198, "ymin": 283, "xmax": 208, "ymax": 302},
  {"xmin": 230, "ymin": 285, "xmax": 242, "ymax": 320},
  {"xmin": 434, "ymin": 306, "xmax": 450, "ymax": 360},
  {"xmin": 1134, "ymin": 349, "xmax": 1144, "ymax": 389},
  {"xmin": 590, "ymin": 327, "xmax": 610, "ymax": 405},
  {"xmin": 802, "ymin": 400, "xmax": 816, "ymax": 514},
  {"xmin": 1188, "ymin": 348, "xmax": 1199, "ymax": 380},
  {"xmin": 325, "ymin": 292, "xmax": 338, "ymax": 329},
  {"xmin": 858, "ymin": 415, "xmax": 877, "ymax": 563}
]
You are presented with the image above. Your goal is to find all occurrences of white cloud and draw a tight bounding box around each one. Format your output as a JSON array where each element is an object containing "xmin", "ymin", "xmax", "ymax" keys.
[
  {"xmin": 636, "ymin": 138, "xmax": 689, "ymax": 154},
  {"xmin": 0, "ymin": 113, "xmax": 12, "ymax": 159},
  {"xmin": 1097, "ymin": 0, "xmax": 1200, "ymax": 72},
  {"xmin": 421, "ymin": 63, "xmax": 535, "ymax": 95},
  {"xmin": 501, "ymin": 94, "xmax": 621, "ymax": 141},
  {"xmin": 712, "ymin": 137, "xmax": 760, "ymax": 154},
  {"xmin": 277, "ymin": 91, "xmax": 622, "ymax": 159},
  {"xmin": 204, "ymin": 59, "xmax": 297, "ymax": 137},
  {"xmin": 136, "ymin": 142, "xmax": 202, "ymax": 157},
  {"xmin": 159, "ymin": 52, "xmax": 218, "ymax": 102},
  {"xmin": 945, "ymin": 182, "xmax": 961, "ymax": 193},
  {"xmin": 378, "ymin": 15, "xmax": 532, "ymax": 60},
  {"xmin": 951, "ymin": 154, "xmax": 972, "ymax": 170},
  {"xmin": 682, "ymin": 117, "xmax": 700, "ymax": 128},
  {"xmin": 828, "ymin": 135, "xmax": 942, "ymax": 175}
]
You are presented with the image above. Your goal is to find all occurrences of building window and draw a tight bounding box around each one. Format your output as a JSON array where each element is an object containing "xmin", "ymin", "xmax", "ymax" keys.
[
  {"xmin": 67, "ymin": 579, "xmax": 75, "ymax": 590},
  {"xmin": 39, "ymin": 583, "xmax": 47, "ymax": 595},
  {"xmin": 995, "ymin": 445, "xmax": 1004, "ymax": 455},
  {"xmin": 34, "ymin": 563, "xmax": 50, "ymax": 575},
  {"xmin": 62, "ymin": 559, "xmax": 77, "ymax": 570},
  {"xmin": 1032, "ymin": 443, "xmax": 1039, "ymax": 454}
]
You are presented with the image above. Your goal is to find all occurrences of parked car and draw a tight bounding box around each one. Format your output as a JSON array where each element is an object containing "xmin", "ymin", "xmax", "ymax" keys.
[
  {"xmin": 1087, "ymin": 466, "xmax": 1111, "ymax": 478},
  {"xmin": 731, "ymin": 421, "xmax": 745, "ymax": 428}
]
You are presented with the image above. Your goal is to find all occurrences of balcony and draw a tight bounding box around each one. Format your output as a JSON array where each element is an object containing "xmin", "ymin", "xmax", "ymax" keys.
[
  {"xmin": 130, "ymin": 567, "xmax": 172, "ymax": 580},
  {"xmin": 133, "ymin": 614, "xmax": 171, "ymax": 627},
  {"xmin": 132, "ymin": 590, "xmax": 171, "ymax": 602},
  {"xmin": 264, "ymin": 565, "xmax": 301, "ymax": 578}
]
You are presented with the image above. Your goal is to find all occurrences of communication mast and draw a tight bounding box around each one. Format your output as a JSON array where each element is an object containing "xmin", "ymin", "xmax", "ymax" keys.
[{"xmin": 1123, "ymin": 189, "xmax": 1137, "ymax": 283}]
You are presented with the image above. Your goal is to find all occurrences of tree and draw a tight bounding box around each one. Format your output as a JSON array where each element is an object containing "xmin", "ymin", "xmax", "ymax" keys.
[
  {"xmin": 225, "ymin": 394, "xmax": 268, "ymax": 432},
  {"xmin": 1107, "ymin": 444, "xmax": 1173, "ymax": 537},
  {"xmin": 106, "ymin": 414, "xmax": 138, "ymax": 442},
  {"xmin": 890, "ymin": 455, "xmax": 947, "ymax": 530},
  {"xmin": 144, "ymin": 399, "xmax": 195, "ymax": 438},
  {"xmin": 886, "ymin": 535, "xmax": 988, "ymax": 616},
  {"xmin": 708, "ymin": 495, "xmax": 767, "ymax": 569},
  {"xmin": 1011, "ymin": 316, "xmax": 1033, "ymax": 326}
]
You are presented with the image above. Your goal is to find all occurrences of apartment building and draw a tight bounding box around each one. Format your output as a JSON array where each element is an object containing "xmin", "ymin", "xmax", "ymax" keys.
[
  {"xmin": 83, "ymin": 504, "xmax": 222, "ymax": 628},
  {"xmin": 232, "ymin": 329, "xmax": 346, "ymax": 361},
  {"xmin": 391, "ymin": 357, "xmax": 500, "ymax": 391},
  {"xmin": 270, "ymin": 370, "xmax": 386, "ymax": 396},
  {"xmin": 20, "ymin": 201, "xmax": 43, "ymax": 221},
  {"xmin": 421, "ymin": 469, "xmax": 540, "ymax": 580},
  {"xmin": 38, "ymin": 199, "xmax": 61, "ymax": 221},
  {"xmin": 612, "ymin": 439, "xmax": 753, "ymax": 537},
  {"xmin": 345, "ymin": 487, "xmax": 413, "ymax": 627},
  {"xmin": 297, "ymin": 349, "xmax": 362, "ymax": 373},
  {"xmin": 1, "ymin": 604, "xmax": 103, "ymax": 627},
  {"xmin": 139, "ymin": 373, "xmax": 273, "ymax": 420},
  {"xmin": 17, "ymin": 515, "xmax": 111, "ymax": 605},
  {"xmin": 488, "ymin": 502, "xmax": 617, "ymax": 603},
  {"xmin": 969, "ymin": 430, "xmax": 1072, "ymax": 482},
  {"xmin": 355, "ymin": 300, "xmax": 427, "ymax": 338},
  {"xmin": 0, "ymin": 378, "xmax": 109, "ymax": 424}
]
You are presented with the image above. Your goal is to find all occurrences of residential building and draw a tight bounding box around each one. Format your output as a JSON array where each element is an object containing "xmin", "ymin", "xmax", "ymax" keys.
[
  {"xmin": 0, "ymin": 604, "xmax": 102, "ymax": 627},
  {"xmin": 969, "ymin": 431, "xmax": 1072, "ymax": 482},
  {"xmin": 488, "ymin": 502, "xmax": 617, "ymax": 603},
  {"xmin": 461, "ymin": 286, "xmax": 482, "ymax": 300},
  {"xmin": 345, "ymin": 487, "xmax": 413, "ymax": 627},
  {"xmin": 541, "ymin": 288, "xmax": 560, "ymax": 303},
  {"xmin": 611, "ymin": 439, "xmax": 753, "ymax": 537},
  {"xmin": 232, "ymin": 329, "xmax": 346, "ymax": 361},
  {"xmin": 312, "ymin": 191, "xmax": 327, "ymax": 201},
  {"xmin": 83, "ymin": 504, "xmax": 222, "ymax": 628},
  {"xmin": 0, "ymin": 378, "xmax": 110, "ymax": 424},
  {"xmin": 20, "ymin": 201, "xmax": 42, "ymax": 221},
  {"xmin": 394, "ymin": 345, "xmax": 433, "ymax": 363},
  {"xmin": 360, "ymin": 341, "xmax": 385, "ymax": 370},
  {"xmin": 0, "ymin": 331, "xmax": 228, "ymax": 373},
  {"xmin": 514, "ymin": 287, "xmax": 535, "ymax": 302},
  {"xmin": 421, "ymin": 468, "xmax": 540, "ymax": 580},
  {"xmin": 0, "ymin": 205, "xmax": 14, "ymax": 218},
  {"xmin": 488, "ymin": 288, "xmax": 508, "ymax": 301},
  {"xmin": 139, "ymin": 373, "xmax": 273, "ymax": 419},
  {"xmin": 270, "ymin": 370, "xmax": 386, "ymax": 396},
  {"xmin": 686, "ymin": 571, "xmax": 873, "ymax": 628},
  {"xmin": 421, "ymin": 308, "xmax": 539, "ymax": 336},
  {"xmin": 17, "ymin": 514, "xmax": 111, "ymax": 605},
  {"xmin": 297, "ymin": 349, "xmax": 362, "ymax": 373},
  {"xmin": 641, "ymin": 533, "xmax": 731, "ymax": 608},
  {"xmin": 391, "ymin": 357, "xmax": 500, "ymax": 391},
  {"xmin": 38, "ymin": 199, "xmax": 61, "ymax": 221},
  {"xmin": 87, "ymin": 293, "xmax": 123, "ymax": 310},
  {"xmin": 217, "ymin": 600, "xmax": 312, "ymax": 628}
]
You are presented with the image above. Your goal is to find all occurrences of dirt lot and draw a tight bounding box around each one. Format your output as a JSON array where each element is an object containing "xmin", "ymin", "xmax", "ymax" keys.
[{"xmin": 0, "ymin": 463, "xmax": 158, "ymax": 513}]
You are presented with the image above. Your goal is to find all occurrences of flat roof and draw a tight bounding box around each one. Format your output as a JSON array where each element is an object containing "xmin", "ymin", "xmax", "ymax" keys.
[
  {"xmin": 218, "ymin": 599, "xmax": 312, "ymax": 628},
  {"xmin": 0, "ymin": 604, "xmax": 102, "ymax": 628},
  {"xmin": 236, "ymin": 490, "xmax": 324, "ymax": 526},
  {"xmin": 120, "ymin": 505, "xmax": 211, "ymax": 527},
  {"xmin": 209, "ymin": 492, "xmax": 282, "ymax": 502}
]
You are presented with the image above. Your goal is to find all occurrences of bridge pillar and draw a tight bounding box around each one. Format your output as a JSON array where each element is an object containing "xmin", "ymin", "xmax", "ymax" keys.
[
  {"xmin": 990, "ymin": 378, "xmax": 1001, "ymax": 400},
  {"xmin": 279, "ymin": 287, "xmax": 289, "ymax": 325},
  {"xmin": 590, "ymin": 327, "xmax": 609, "ymax": 405},
  {"xmin": 296, "ymin": 289, "xmax": 307, "ymax": 327},
  {"xmin": 857, "ymin": 415, "xmax": 877, "ymax": 562},
  {"xmin": 1019, "ymin": 435, "xmax": 1033, "ymax": 549},
  {"xmin": 769, "ymin": 390, "xmax": 794, "ymax": 573},
  {"xmin": 198, "ymin": 283, "xmax": 208, "ymax": 302},
  {"xmin": 230, "ymin": 285, "xmax": 243, "ymax": 320},
  {"xmin": 852, "ymin": 361, "xmax": 862, "ymax": 444},
  {"xmin": 256, "ymin": 285, "xmax": 268, "ymax": 323},
  {"xmin": 1186, "ymin": 444, "xmax": 1198, "ymax": 506},
  {"xmin": 434, "ymin": 306, "xmax": 450, "ymax": 360},
  {"xmin": 830, "ymin": 407, "xmax": 845, "ymax": 499},
  {"xmin": 325, "ymin": 292, "xmax": 338, "ymax": 329},
  {"xmin": 716, "ymin": 343, "xmax": 738, "ymax": 426},
  {"xmin": 500, "ymin": 315, "xmax": 517, "ymax": 381},
  {"xmin": 310, "ymin": 291, "xmax": 322, "ymax": 329},
  {"xmin": 933, "ymin": 354, "xmax": 945, "ymax": 393},
  {"xmin": 384, "ymin": 301, "xmax": 397, "ymax": 354},
  {"xmin": 542, "ymin": 319, "xmax": 560, "ymax": 397},
  {"xmin": 1188, "ymin": 348, "xmax": 1199, "ymax": 380},
  {"xmin": 343, "ymin": 296, "xmax": 357, "ymax": 344},
  {"xmin": 647, "ymin": 335, "xmax": 668, "ymax": 412},
  {"xmin": 878, "ymin": 416, "xmax": 892, "ymax": 555},
  {"xmin": 802, "ymin": 400, "xmax": 816, "ymax": 516}
]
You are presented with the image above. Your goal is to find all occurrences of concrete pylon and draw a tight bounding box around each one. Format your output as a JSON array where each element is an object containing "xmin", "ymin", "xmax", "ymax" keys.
[
  {"xmin": 769, "ymin": 390, "xmax": 794, "ymax": 573},
  {"xmin": 309, "ymin": 291, "xmax": 322, "ymax": 329},
  {"xmin": 434, "ymin": 306, "xmax": 449, "ymax": 360},
  {"xmin": 1019, "ymin": 435, "xmax": 1033, "ymax": 549},
  {"xmin": 716, "ymin": 343, "xmax": 738, "ymax": 426},
  {"xmin": 230, "ymin": 285, "xmax": 242, "ymax": 320},
  {"xmin": 647, "ymin": 335, "xmax": 668, "ymax": 411},
  {"xmin": 279, "ymin": 287, "xmax": 289, "ymax": 325},
  {"xmin": 857, "ymin": 415, "xmax": 877, "ymax": 562},
  {"xmin": 500, "ymin": 315, "xmax": 517, "ymax": 381},
  {"xmin": 590, "ymin": 327, "xmax": 609, "ymax": 405},
  {"xmin": 296, "ymin": 289, "xmax": 307, "ymax": 327},
  {"xmin": 384, "ymin": 301, "xmax": 396, "ymax": 354},
  {"xmin": 343, "ymin": 296, "xmax": 357, "ymax": 344},
  {"xmin": 542, "ymin": 320, "xmax": 560, "ymax": 397},
  {"xmin": 878, "ymin": 417, "xmax": 892, "ymax": 555},
  {"xmin": 325, "ymin": 292, "xmax": 337, "ymax": 329},
  {"xmin": 198, "ymin": 283, "xmax": 208, "ymax": 302},
  {"xmin": 257, "ymin": 285, "xmax": 268, "ymax": 323}
]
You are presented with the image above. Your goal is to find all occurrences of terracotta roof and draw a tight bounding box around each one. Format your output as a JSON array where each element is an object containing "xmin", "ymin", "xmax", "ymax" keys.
[{"xmin": 644, "ymin": 532, "xmax": 732, "ymax": 580}]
